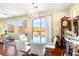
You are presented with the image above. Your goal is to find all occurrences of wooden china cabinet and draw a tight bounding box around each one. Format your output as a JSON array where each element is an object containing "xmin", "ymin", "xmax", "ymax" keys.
[
  {"xmin": 61, "ymin": 16, "xmax": 72, "ymax": 48},
  {"xmin": 73, "ymin": 16, "xmax": 79, "ymax": 35}
]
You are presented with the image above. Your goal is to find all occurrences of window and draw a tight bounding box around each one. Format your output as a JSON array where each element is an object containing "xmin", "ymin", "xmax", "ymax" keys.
[
  {"xmin": 32, "ymin": 17, "xmax": 47, "ymax": 43},
  {"xmin": 6, "ymin": 17, "xmax": 27, "ymax": 34}
]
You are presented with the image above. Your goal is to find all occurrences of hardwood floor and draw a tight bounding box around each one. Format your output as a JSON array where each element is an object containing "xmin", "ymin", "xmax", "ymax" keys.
[
  {"xmin": 0, "ymin": 44, "xmax": 4, "ymax": 55},
  {"xmin": 0, "ymin": 44, "xmax": 66, "ymax": 56},
  {"xmin": 45, "ymin": 48, "xmax": 66, "ymax": 56}
]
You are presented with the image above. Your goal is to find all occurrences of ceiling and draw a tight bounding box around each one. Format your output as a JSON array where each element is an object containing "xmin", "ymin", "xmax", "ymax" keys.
[{"xmin": 0, "ymin": 3, "xmax": 72, "ymax": 18}]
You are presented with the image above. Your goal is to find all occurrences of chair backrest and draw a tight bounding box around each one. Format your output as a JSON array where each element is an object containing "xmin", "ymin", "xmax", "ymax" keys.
[
  {"xmin": 4, "ymin": 44, "xmax": 17, "ymax": 56},
  {"xmin": 16, "ymin": 41, "xmax": 26, "ymax": 52},
  {"xmin": 53, "ymin": 36, "xmax": 57, "ymax": 46},
  {"xmin": 19, "ymin": 34, "xmax": 27, "ymax": 41},
  {"xmin": 15, "ymin": 41, "xmax": 27, "ymax": 56},
  {"xmin": 33, "ymin": 32, "xmax": 39, "ymax": 37},
  {"xmin": 30, "ymin": 43, "xmax": 45, "ymax": 56}
]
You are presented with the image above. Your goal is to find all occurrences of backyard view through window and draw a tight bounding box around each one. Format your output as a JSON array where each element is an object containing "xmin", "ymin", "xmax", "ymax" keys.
[{"xmin": 32, "ymin": 17, "xmax": 47, "ymax": 43}]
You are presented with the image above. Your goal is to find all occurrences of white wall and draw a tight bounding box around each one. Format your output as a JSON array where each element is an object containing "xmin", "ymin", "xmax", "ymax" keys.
[{"xmin": 52, "ymin": 10, "xmax": 69, "ymax": 36}]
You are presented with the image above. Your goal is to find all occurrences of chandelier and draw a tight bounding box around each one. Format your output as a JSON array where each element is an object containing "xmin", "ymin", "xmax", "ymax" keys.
[{"xmin": 28, "ymin": 3, "xmax": 38, "ymax": 18}]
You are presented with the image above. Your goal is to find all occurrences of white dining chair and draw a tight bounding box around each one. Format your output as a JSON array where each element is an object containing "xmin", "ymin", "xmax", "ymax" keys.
[
  {"xmin": 30, "ymin": 43, "xmax": 45, "ymax": 56},
  {"xmin": 16, "ymin": 40, "xmax": 30, "ymax": 56},
  {"xmin": 52, "ymin": 36, "xmax": 57, "ymax": 46},
  {"xmin": 45, "ymin": 36, "xmax": 57, "ymax": 49}
]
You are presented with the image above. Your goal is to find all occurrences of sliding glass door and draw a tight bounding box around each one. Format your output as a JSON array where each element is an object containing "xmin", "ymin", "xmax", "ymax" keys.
[
  {"xmin": 41, "ymin": 17, "xmax": 47, "ymax": 43},
  {"xmin": 32, "ymin": 17, "xmax": 47, "ymax": 43},
  {"xmin": 32, "ymin": 18, "xmax": 41, "ymax": 43}
]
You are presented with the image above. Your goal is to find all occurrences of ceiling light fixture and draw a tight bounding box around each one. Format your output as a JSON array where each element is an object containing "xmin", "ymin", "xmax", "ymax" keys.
[{"xmin": 28, "ymin": 3, "xmax": 38, "ymax": 18}]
